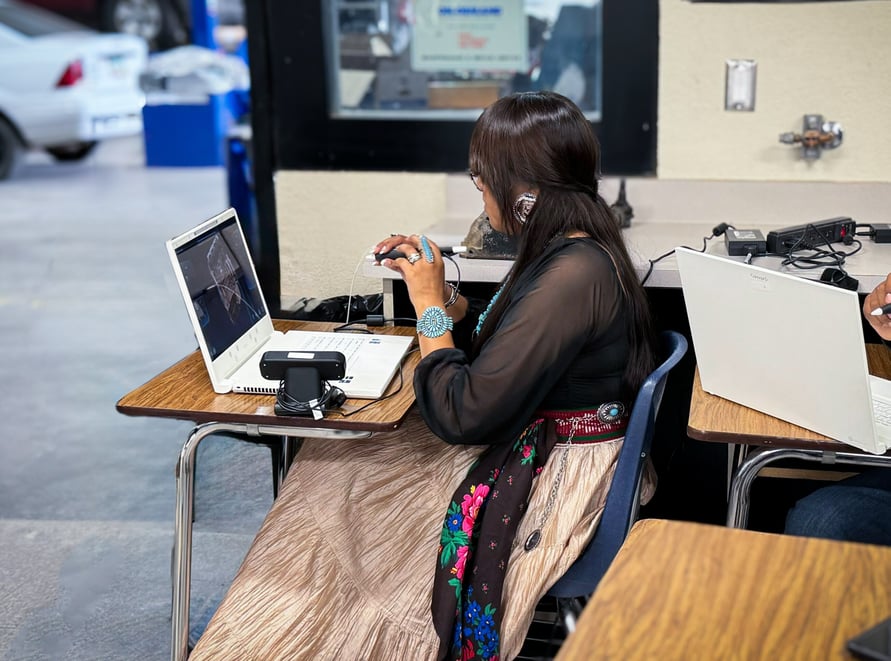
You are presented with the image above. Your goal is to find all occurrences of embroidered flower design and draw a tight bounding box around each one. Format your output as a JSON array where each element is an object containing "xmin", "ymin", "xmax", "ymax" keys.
[
  {"xmin": 460, "ymin": 599, "xmax": 500, "ymax": 661},
  {"xmin": 440, "ymin": 502, "xmax": 470, "ymax": 570},
  {"xmin": 461, "ymin": 484, "xmax": 490, "ymax": 535},
  {"xmin": 453, "ymin": 545, "xmax": 469, "ymax": 580},
  {"xmin": 447, "ymin": 513, "xmax": 462, "ymax": 532},
  {"xmin": 464, "ymin": 600, "xmax": 482, "ymax": 623}
]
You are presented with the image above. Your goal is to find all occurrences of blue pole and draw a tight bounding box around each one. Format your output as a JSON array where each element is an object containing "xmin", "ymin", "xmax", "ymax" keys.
[{"xmin": 189, "ymin": 0, "xmax": 218, "ymax": 49}]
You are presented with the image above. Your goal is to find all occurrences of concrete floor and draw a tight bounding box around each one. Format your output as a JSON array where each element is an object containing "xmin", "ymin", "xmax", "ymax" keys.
[{"xmin": 0, "ymin": 137, "xmax": 272, "ymax": 660}]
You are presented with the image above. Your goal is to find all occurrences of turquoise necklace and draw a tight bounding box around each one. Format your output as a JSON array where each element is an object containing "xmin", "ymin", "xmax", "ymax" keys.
[{"xmin": 474, "ymin": 285, "xmax": 504, "ymax": 337}]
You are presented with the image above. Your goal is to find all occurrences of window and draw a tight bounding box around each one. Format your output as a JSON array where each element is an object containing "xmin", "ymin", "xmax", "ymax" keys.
[
  {"xmin": 250, "ymin": 0, "xmax": 657, "ymax": 174},
  {"xmin": 328, "ymin": 0, "xmax": 603, "ymax": 122}
]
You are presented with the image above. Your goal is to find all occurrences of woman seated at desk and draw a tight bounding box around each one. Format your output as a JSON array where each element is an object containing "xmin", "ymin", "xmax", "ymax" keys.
[
  {"xmin": 190, "ymin": 91, "xmax": 656, "ymax": 661},
  {"xmin": 785, "ymin": 273, "xmax": 891, "ymax": 546}
]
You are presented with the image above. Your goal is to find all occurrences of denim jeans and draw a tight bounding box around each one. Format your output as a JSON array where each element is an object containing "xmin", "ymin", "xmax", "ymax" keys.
[{"xmin": 784, "ymin": 468, "xmax": 891, "ymax": 546}]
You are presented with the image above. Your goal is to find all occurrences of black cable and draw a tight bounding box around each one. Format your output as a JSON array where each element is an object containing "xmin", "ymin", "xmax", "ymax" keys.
[
  {"xmin": 640, "ymin": 246, "xmax": 679, "ymax": 287},
  {"xmin": 274, "ymin": 379, "xmax": 343, "ymax": 416},
  {"xmin": 640, "ymin": 223, "xmax": 734, "ymax": 286},
  {"xmin": 334, "ymin": 317, "xmax": 418, "ymax": 332},
  {"xmin": 328, "ymin": 348, "xmax": 417, "ymax": 417},
  {"xmin": 766, "ymin": 222, "xmax": 861, "ymax": 275},
  {"xmin": 335, "ymin": 253, "xmax": 461, "ymax": 332},
  {"xmin": 855, "ymin": 223, "xmax": 876, "ymax": 238},
  {"xmin": 778, "ymin": 241, "xmax": 861, "ymax": 270},
  {"xmin": 444, "ymin": 253, "xmax": 462, "ymax": 290}
]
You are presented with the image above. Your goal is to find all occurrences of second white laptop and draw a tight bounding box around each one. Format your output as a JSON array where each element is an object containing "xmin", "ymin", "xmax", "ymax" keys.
[
  {"xmin": 676, "ymin": 247, "xmax": 891, "ymax": 454},
  {"xmin": 166, "ymin": 208, "xmax": 414, "ymax": 398}
]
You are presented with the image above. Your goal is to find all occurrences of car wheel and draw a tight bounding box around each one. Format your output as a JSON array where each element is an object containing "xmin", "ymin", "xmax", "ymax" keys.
[
  {"xmin": 0, "ymin": 117, "xmax": 23, "ymax": 181},
  {"xmin": 101, "ymin": 0, "xmax": 187, "ymax": 50},
  {"xmin": 46, "ymin": 142, "xmax": 99, "ymax": 162}
]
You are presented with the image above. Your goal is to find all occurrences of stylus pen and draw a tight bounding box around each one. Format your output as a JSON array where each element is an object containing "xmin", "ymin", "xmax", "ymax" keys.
[
  {"xmin": 371, "ymin": 246, "xmax": 467, "ymax": 261},
  {"xmin": 870, "ymin": 303, "xmax": 891, "ymax": 316}
]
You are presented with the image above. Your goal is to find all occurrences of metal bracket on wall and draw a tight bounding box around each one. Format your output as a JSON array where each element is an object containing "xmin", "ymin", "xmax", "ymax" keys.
[{"xmin": 779, "ymin": 114, "xmax": 843, "ymax": 161}]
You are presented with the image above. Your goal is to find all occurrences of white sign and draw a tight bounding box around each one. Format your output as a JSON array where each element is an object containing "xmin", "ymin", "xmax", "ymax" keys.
[{"xmin": 411, "ymin": 1, "xmax": 529, "ymax": 73}]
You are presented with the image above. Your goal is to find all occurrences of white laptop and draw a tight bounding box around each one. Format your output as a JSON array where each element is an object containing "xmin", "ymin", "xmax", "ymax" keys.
[
  {"xmin": 166, "ymin": 208, "xmax": 414, "ymax": 398},
  {"xmin": 676, "ymin": 247, "xmax": 891, "ymax": 454}
]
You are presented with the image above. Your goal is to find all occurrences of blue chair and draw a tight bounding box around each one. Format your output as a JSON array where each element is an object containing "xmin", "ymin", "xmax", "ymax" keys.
[{"xmin": 545, "ymin": 330, "xmax": 688, "ymax": 627}]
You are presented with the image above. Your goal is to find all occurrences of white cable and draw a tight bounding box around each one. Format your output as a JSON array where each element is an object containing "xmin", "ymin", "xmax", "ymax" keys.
[{"xmin": 344, "ymin": 249, "xmax": 370, "ymax": 327}]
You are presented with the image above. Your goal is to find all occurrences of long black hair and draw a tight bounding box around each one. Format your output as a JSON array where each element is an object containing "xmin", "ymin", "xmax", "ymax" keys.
[{"xmin": 470, "ymin": 91, "xmax": 656, "ymax": 394}]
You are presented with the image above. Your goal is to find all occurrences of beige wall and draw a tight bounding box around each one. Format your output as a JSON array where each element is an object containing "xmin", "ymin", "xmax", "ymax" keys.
[
  {"xmin": 659, "ymin": 0, "xmax": 891, "ymax": 181},
  {"xmin": 278, "ymin": 0, "xmax": 891, "ymax": 302},
  {"xmin": 275, "ymin": 170, "xmax": 448, "ymax": 304}
]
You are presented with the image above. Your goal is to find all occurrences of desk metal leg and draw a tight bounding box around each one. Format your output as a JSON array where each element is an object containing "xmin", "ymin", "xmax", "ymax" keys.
[
  {"xmin": 278, "ymin": 435, "xmax": 302, "ymax": 488},
  {"xmin": 727, "ymin": 447, "xmax": 891, "ymax": 529},
  {"xmin": 726, "ymin": 443, "xmax": 739, "ymax": 500},
  {"xmin": 727, "ymin": 448, "xmax": 806, "ymax": 529},
  {"xmin": 172, "ymin": 421, "xmax": 249, "ymax": 661},
  {"xmin": 171, "ymin": 424, "xmax": 371, "ymax": 661}
]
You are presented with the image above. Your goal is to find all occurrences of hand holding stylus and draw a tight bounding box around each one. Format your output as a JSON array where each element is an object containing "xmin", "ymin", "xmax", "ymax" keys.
[{"xmin": 863, "ymin": 273, "xmax": 891, "ymax": 341}]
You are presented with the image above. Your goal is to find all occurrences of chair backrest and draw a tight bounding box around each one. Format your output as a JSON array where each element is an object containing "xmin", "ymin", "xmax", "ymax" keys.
[{"xmin": 546, "ymin": 330, "xmax": 688, "ymax": 598}]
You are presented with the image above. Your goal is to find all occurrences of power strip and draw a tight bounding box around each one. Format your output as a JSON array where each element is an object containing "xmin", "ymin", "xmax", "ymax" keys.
[{"xmin": 766, "ymin": 216, "xmax": 855, "ymax": 254}]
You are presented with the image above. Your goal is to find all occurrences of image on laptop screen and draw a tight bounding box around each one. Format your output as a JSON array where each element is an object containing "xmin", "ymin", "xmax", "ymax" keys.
[{"xmin": 172, "ymin": 215, "xmax": 266, "ymax": 359}]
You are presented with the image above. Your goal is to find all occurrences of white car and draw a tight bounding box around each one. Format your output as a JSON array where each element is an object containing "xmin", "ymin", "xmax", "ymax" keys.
[{"xmin": 0, "ymin": 0, "xmax": 147, "ymax": 179}]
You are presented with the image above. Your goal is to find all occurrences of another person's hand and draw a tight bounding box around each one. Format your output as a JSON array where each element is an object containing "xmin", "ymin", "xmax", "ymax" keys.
[
  {"xmin": 863, "ymin": 272, "xmax": 891, "ymax": 341},
  {"xmin": 373, "ymin": 234, "xmax": 447, "ymax": 314}
]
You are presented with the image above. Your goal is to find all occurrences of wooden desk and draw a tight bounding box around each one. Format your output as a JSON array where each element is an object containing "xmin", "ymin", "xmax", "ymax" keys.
[
  {"xmin": 116, "ymin": 321, "xmax": 420, "ymax": 661},
  {"xmin": 688, "ymin": 344, "xmax": 891, "ymax": 528},
  {"xmin": 117, "ymin": 320, "xmax": 419, "ymax": 432},
  {"xmin": 556, "ymin": 518, "xmax": 891, "ymax": 661}
]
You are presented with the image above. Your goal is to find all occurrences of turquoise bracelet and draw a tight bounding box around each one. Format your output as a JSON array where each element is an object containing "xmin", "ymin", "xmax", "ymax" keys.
[{"xmin": 417, "ymin": 306, "xmax": 454, "ymax": 338}]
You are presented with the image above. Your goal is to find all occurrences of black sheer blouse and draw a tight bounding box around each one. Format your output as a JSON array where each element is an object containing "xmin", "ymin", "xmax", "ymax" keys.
[{"xmin": 414, "ymin": 237, "xmax": 631, "ymax": 446}]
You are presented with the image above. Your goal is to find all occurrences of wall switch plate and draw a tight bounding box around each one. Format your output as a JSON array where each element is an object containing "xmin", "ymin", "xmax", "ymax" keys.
[{"xmin": 725, "ymin": 59, "xmax": 757, "ymax": 111}]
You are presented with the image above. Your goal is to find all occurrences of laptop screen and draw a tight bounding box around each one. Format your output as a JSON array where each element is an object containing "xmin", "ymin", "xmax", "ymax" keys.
[{"xmin": 172, "ymin": 215, "xmax": 267, "ymax": 359}]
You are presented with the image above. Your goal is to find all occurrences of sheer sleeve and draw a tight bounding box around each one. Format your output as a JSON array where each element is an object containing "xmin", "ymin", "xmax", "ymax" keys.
[
  {"xmin": 451, "ymin": 294, "xmax": 487, "ymax": 354},
  {"xmin": 413, "ymin": 241, "xmax": 623, "ymax": 445}
]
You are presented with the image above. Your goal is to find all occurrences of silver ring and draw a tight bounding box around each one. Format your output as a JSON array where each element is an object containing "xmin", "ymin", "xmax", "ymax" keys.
[{"xmin": 406, "ymin": 252, "xmax": 422, "ymax": 265}]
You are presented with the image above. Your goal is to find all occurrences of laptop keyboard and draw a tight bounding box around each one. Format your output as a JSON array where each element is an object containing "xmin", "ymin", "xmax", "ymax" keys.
[
  {"xmin": 874, "ymin": 397, "xmax": 891, "ymax": 428},
  {"xmin": 297, "ymin": 334, "xmax": 366, "ymax": 365}
]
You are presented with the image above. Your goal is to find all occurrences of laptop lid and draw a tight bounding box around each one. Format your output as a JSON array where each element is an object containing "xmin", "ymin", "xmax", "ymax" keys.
[
  {"xmin": 676, "ymin": 247, "xmax": 885, "ymax": 454},
  {"xmin": 166, "ymin": 208, "xmax": 273, "ymax": 394}
]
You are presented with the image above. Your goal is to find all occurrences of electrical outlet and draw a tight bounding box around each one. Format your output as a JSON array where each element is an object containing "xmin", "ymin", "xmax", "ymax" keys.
[{"xmin": 725, "ymin": 59, "xmax": 756, "ymax": 112}]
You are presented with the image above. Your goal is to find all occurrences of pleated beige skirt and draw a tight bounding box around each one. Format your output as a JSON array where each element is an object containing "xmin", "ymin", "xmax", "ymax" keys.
[{"xmin": 190, "ymin": 410, "xmax": 651, "ymax": 661}]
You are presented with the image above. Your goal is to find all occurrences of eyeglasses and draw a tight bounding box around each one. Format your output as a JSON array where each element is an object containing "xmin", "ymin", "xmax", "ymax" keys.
[{"xmin": 467, "ymin": 170, "xmax": 483, "ymax": 192}]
